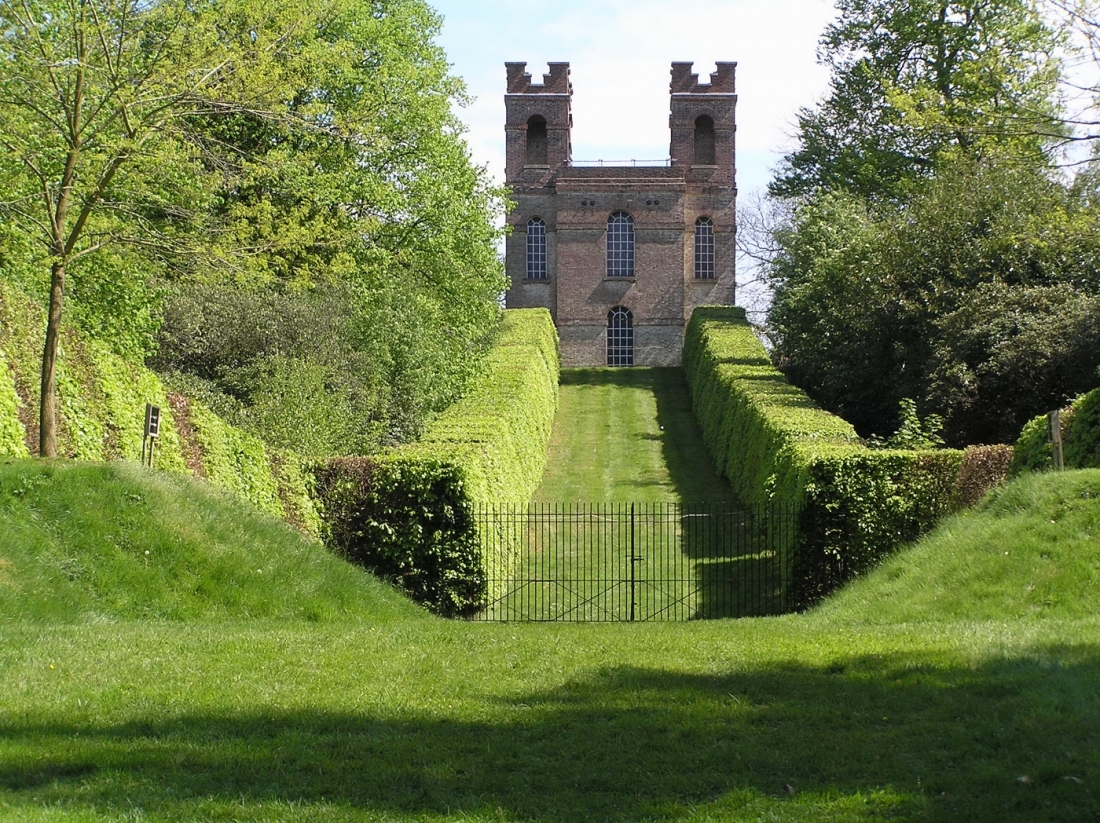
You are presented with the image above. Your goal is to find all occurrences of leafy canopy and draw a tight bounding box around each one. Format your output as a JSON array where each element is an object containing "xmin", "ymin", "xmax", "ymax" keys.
[
  {"xmin": 0, "ymin": 0, "xmax": 507, "ymax": 456},
  {"xmin": 771, "ymin": 0, "xmax": 1064, "ymax": 200}
]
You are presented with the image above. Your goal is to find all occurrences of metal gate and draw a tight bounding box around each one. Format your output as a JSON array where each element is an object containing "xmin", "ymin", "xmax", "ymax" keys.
[{"xmin": 475, "ymin": 503, "xmax": 798, "ymax": 622}]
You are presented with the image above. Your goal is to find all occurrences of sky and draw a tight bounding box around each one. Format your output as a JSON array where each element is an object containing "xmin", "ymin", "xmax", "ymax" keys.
[{"xmin": 428, "ymin": 0, "xmax": 838, "ymax": 199}]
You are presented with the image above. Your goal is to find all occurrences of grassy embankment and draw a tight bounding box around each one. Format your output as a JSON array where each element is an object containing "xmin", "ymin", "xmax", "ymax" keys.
[{"xmin": 2, "ymin": 457, "xmax": 1100, "ymax": 820}]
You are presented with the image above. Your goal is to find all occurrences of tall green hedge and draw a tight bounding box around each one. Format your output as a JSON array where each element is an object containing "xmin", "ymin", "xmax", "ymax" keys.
[
  {"xmin": 0, "ymin": 282, "xmax": 319, "ymax": 536},
  {"xmin": 1012, "ymin": 386, "xmax": 1100, "ymax": 474},
  {"xmin": 315, "ymin": 308, "xmax": 560, "ymax": 616},
  {"xmin": 684, "ymin": 306, "xmax": 964, "ymax": 605}
]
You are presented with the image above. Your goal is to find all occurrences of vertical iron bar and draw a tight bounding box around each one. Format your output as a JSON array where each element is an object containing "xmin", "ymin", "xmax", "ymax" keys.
[{"xmin": 630, "ymin": 502, "xmax": 636, "ymax": 622}]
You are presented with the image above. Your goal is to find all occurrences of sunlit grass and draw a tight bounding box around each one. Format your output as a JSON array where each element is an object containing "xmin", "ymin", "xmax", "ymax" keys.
[
  {"xmin": 2, "ymin": 456, "xmax": 1100, "ymax": 820},
  {"xmin": 0, "ymin": 459, "xmax": 421, "ymax": 623},
  {"xmin": 1, "ymin": 618, "xmax": 1098, "ymax": 822},
  {"xmin": 817, "ymin": 469, "xmax": 1100, "ymax": 624},
  {"xmin": 534, "ymin": 368, "xmax": 733, "ymax": 503}
]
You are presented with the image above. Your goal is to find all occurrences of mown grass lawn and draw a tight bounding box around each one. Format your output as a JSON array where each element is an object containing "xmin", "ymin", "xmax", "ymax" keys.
[
  {"xmin": 3, "ymin": 615, "xmax": 1099, "ymax": 822},
  {"xmin": 3, "ymin": 443, "xmax": 1100, "ymax": 821},
  {"xmin": 534, "ymin": 369, "xmax": 732, "ymax": 503}
]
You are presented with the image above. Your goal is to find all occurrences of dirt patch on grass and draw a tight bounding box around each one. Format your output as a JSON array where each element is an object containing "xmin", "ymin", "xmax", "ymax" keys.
[{"xmin": 167, "ymin": 392, "xmax": 205, "ymax": 477}]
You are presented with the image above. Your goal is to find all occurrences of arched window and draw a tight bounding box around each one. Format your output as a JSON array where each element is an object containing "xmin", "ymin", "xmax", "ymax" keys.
[
  {"xmin": 607, "ymin": 307, "xmax": 634, "ymax": 366},
  {"xmin": 606, "ymin": 212, "xmax": 635, "ymax": 278},
  {"xmin": 526, "ymin": 217, "xmax": 547, "ymax": 280},
  {"xmin": 694, "ymin": 115, "xmax": 715, "ymax": 165},
  {"xmin": 526, "ymin": 116, "xmax": 548, "ymax": 166},
  {"xmin": 694, "ymin": 217, "xmax": 715, "ymax": 279}
]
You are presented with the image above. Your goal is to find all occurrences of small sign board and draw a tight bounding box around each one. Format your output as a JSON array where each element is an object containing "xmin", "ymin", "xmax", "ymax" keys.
[
  {"xmin": 142, "ymin": 403, "xmax": 161, "ymax": 467},
  {"xmin": 144, "ymin": 404, "xmax": 161, "ymax": 439}
]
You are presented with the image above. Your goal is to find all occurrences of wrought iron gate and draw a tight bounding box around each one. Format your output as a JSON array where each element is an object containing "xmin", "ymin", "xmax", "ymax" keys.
[{"xmin": 475, "ymin": 503, "xmax": 798, "ymax": 622}]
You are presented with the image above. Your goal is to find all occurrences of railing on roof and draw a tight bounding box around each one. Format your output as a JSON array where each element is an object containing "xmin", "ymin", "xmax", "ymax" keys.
[{"xmin": 569, "ymin": 158, "xmax": 673, "ymax": 168}]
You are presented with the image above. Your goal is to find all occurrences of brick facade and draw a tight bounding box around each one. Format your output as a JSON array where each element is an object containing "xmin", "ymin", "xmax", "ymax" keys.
[{"xmin": 504, "ymin": 61, "xmax": 737, "ymax": 367}]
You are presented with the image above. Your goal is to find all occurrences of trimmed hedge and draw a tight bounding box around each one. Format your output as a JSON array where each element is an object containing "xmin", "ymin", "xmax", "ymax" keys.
[
  {"xmin": 955, "ymin": 444, "xmax": 1014, "ymax": 508},
  {"xmin": 315, "ymin": 308, "xmax": 560, "ymax": 616},
  {"xmin": 0, "ymin": 282, "xmax": 319, "ymax": 536},
  {"xmin": 1012, "ymin": 387, "xmax": 1100, "ymax": 474},
  {"xmin": 684, "ymin": 306, "xmax": 965, "ymax": 604}
]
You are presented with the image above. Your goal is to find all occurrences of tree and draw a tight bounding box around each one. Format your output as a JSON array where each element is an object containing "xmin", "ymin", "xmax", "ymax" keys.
[
  {"xmin": 927, "ymin": 282, "xmax": 1100, "ymax": 443},
  {"xmin": 0, "ymin": 0, "xmax": 309, "ymax": 456},
  {"xmin": 766, "ymin": 153, "xmax": 1100, "ymax": 443},
  {"xmin": 771, "ymin": 0, "xmax": 1065, "ymax": 200},
  {"xmin": 0, "ymin": 0, "xmax": 507, "ymax": 456},
  {"xmin": 159, "ymin": 0, "xmax": 508, "ymax": 447}
]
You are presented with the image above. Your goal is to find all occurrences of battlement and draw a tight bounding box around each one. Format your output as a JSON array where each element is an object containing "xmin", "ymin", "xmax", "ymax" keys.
[
  {"xmin": 506, "ymin": 62, "xmax": 572, "ymax": 95},
  {"xmin": 670, "ymin": 62, "xmax": 736, "ymax": 94}
]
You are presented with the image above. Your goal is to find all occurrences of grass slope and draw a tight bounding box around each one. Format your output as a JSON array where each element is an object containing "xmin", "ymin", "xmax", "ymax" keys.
[
  {"xmin": 818, "ymin": 469, "xmax": 1100, "ymax": 624},
  {"xmin": 534, "ymin": 368, "xmax": 733, "ymax": 503},
  {"xmin": 0, "ymin": 459, "xmax": 423, "ymax": 623},
  {"xmin": 2, "ymin": 468, "xmax": 1100, "ymax": 821}
]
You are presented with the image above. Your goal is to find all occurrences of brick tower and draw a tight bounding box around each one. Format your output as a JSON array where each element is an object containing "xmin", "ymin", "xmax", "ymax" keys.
[{"xmin": 504, "ymin": 61, "xmax": 737, "ymax": 367}]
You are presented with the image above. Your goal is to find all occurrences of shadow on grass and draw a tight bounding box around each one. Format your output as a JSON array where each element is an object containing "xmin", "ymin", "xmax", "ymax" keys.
[{"xmin": 3, "ymin": 647, "xmax": 1099, "ymax": 821}]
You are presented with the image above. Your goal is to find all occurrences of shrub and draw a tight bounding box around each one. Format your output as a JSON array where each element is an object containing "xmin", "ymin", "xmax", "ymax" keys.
[
  {"xmin": 315, "ymin": 309, "xmax": 560, "ymax": 615},
  {"xmin": 1066, "ymin": 389, "xmax": 1100, "ymax": 469},
  {"xmin": 1012, "ymin": 387, "xmax": 1100, "ymax": 474},
  {"xmin": 684, "ymin": 306, "xmax": 964, "ymax": 605},
  {"xmin": 0, "ymin": 352, "xmax": 29, "ymax": 458},
  {"xmin": 954, "ymin": 445, "xmax": 1015, "ymax": 508},
  {"xmin": 313, "ymin": 457, "xmax": 484, "ymax": 616}
]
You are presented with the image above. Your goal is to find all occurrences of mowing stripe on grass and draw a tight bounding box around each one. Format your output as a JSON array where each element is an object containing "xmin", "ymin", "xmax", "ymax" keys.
[{"xmin": 534, "ymin": 368, "xmax": 733, "ymax": 504}]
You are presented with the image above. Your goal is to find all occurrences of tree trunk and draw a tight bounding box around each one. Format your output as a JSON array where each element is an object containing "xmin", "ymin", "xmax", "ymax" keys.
[{"xmin": 39, "ymin": 259, "xmax": 66, "ymax": 458}]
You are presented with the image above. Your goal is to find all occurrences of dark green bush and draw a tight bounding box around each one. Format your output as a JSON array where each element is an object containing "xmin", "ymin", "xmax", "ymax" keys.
[
  {"xmin": 684, "ymin": 306, "xmax": 964, "ymax": 605},
  {"xmin": 313, "ymin": 456, "xmax": 484, "ymax": 617},
  {"xmin": 314, "ymin": 308, "xmax": 559, "ymax": 615},
  {"xmin": 794, "ymin": 448, "xmax": 964, "ymax": 605}
]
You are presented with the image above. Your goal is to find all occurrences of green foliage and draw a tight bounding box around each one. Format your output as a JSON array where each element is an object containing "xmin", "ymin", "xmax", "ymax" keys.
[
  {"xmin": 1, "ymin": 279, "xmax": 317, "ymax": 534},
  {"xmin": 86, "ymin": 341, "xmax": 186, "ymax": 470},
  {"xmin": 405, "ymin": 309, "xmax": 560, "ymax": 505},
  {"xmin": 0, "ymin": 351, "xmax": 29, "ymax": 457},
  {"xmin": 0, "ymin": 0, "xmax": 507, "ymax": 456},
  {"xmin": 684, "ymin": 306, "xmax": 964, "ymax": 602},
  {"xmin": 0, "ymin": 459, "xmax": 418, "ymax": 622},
  {"xmin": 795, "ymin": 448, "xmax": 964, "ymax": 604},
  {"xmin": 683, "ymin": 306, "xmax": 859, "ymax": 510},
  {"xmin": 928, "ymin": 283, "xmax": 1100, "ymax": 444},
  {"xmin": 870, "ymin": 398, "xmax": 945, "ymax": 450},
  {"xmin": 1013, "ymin": 387, "xmax": 1100, "ymax": 474},
  {"xmin": 184, "ymin": 399, "xmax": 285, "ymax": 521},
  {"xmin": 1011, "ymin": 412, "xmax": 1057, "ymax": 474},
  {"xmin": 314, "ymin": 309, "xmax": 560, "ymax": 615},
  {"xmin": 772, "ymin": 0, "xmax": 1064, "ymax": 199},
  {"xmin": 268, "ymin": 450, "xmax": 324, "ymax": 539},
  {"xmin": 64, "ymin": 246, "xmax": 164, "ymax": 362},
  {"xmin": 820, "ymin": 468, "xmax": 1100, "ymax": 623},
  {"xmin": 154, "ymin": 284, "xmax": 388, "ymax": 455},
  {"xmin": 767, "ymin": 158, "xmax": 1100, "ymax": 443},
  {"xmin": 313, "ymin": 456, "xmax": 484, "ymax": 617},
  {"xmin": 1065, "ymin": 388, "xmax": 1100, "ymax": 469},
  {"xmin": 954, "ymin": 444, "xmax": 1015, "ymax": 508}
]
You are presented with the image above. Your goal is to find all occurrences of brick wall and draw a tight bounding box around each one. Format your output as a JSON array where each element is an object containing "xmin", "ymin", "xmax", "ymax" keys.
[{"xmin": 504, "ymin": 62, "xmax": 737, "ymax": 367}]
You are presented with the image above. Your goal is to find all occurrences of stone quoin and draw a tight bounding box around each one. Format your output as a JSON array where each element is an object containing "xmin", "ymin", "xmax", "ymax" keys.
[{"xmin": 504, "ymin": 61, "xmax": 737, "ymax": 367}]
